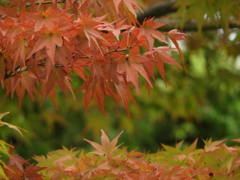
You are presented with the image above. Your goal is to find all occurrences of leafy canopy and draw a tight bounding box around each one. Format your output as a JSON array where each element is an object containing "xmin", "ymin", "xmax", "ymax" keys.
[{"xmin": 0, "ymin": 0, "xmax": 186, "ymax": 116}]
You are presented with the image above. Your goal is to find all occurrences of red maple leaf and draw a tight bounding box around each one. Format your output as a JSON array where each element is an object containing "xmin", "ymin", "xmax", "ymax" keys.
[{"xmin": 24, "ymin": 164, "xmax": 45, "ymax": 180}]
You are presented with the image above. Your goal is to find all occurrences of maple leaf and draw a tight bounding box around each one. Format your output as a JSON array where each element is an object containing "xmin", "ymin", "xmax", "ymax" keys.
[
  {"xmin": 122, "ymin": 148, "xmax": 146, "ymax": 165},
  {"xmin": 79, "ymin": 76, "xmax": 115, "ymax": 116},
  {"xmin": 168, "ymin": 29, "xmax": 187, "ymax": 72},
  {"xmin": 79, "ymin": 155, "xmax": 101, "ymax": 180},
  {"xmin": 1, "ymin": 18, "xmax": 24, "ymax": 44},
  {"xmin": 8, "ymin": 154, "xmax": 28, "ymax": 173},
  {"xmin": 24, "ymin": 164, "xmax": 45, "ymax": 180},
  {"xmin": 115, "ymin": 83, "xmax": 137, "ymax": 117},
  {"xmin": 54, "ymin": 43, "xmax": 74, "ymax": 68},
  {"xmin": 27, "ymin": 25, "xmax": 63, "ymax": 65},
  {"xmin": 73, "ymin": 14, "xmax": 108, "ymax": 50},
  {"xmin": 19, "ymin": 71, "xmax": 38, "ymax": 101},
  {"xmin": 125, "ymin": 163, "xmax": 161, "ymax": 180},
  {"xmin": 84, "ymin": 129, "xmax": 123, "ymax": 157},
  {"xmin": 203, "ymin": 138, "xmax": 227, "ymax": 152},
  {"xmin": 140, "ymin": 18, "xmax": 168, "ymax": 49},
  {"xmin": 101, "ymin": 20, "xmax": 131, "ymax": 40},
  {"xmin": 72, "ymin": 59, "xmax": 88, "ymax": 81},
  {"xmin": 99, "ymin": 157, "xmax": 131, "ymax": 175},
  {"xmin": 113, "ymin": 0, "xmax": 142, "ymax": 16},
  {"xmin": 11, "ymin": 33, "xmax": 30, "ymax": 67},
  {"xmin": 117, "ymin": 53, "xmax": 152, "ymax": 94},
  {"xmin": 175, "ymin": 139, "xmax": 203, "ymax": 164},
  {"xmin": 145, "ymin": 46, "xmax": 181, "ymax": 86},
  {"xmin": 44, "ymin": 67, "xmax": 75, "ymax": 100},
  {"xmin": 4, "ymin": 71, "xmax": 39, "ymax": 108},
  {"xmin": 31, "ymin": 7, "xmax": 61, "ymax": 32}
]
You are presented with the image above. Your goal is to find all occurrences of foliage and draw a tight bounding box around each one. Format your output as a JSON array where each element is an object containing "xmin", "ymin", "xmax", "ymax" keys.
[
  {"xmin": 0, "ymin": 0, "xmax": 186, "ymax": 116},
  {"xmin": 0, "ymin": 0, "xmax": 240, "ymax": 163},
  {"xmin": 1, "ymin": 0, "xmax": 240, "ymax": 179},
  {"xmin": 1, "ymin": 122, "xmax": 240, "ymax": 179},
  {"xmin": 32, "ymin": 130, "xmax": 240, "ymax": 179}
]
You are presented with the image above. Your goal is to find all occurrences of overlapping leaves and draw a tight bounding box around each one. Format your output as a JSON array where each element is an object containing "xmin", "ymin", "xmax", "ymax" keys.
[
  {"xmin": 32, "ymin": 130, "xmax": 240, "ymax": 180},
  {"xmin": 0, "ymin": 0, "xmax": 186, "ymax": 116}
]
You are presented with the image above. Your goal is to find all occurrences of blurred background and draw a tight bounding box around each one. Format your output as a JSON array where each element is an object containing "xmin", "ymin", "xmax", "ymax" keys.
[{"xmin": 0, "ymin": 0, "xmax": 240, "ymax": 162}]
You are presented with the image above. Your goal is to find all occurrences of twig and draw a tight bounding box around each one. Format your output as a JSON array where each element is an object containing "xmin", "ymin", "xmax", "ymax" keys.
[{"xmin": 4, "ymin": 46, "xmax": 132, "ymax": 80}]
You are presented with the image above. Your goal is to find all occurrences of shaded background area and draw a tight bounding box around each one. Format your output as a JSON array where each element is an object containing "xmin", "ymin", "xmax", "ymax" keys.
[{"xmin": 1, "ymin": 0, "xmax": 240, "ymax": 161}]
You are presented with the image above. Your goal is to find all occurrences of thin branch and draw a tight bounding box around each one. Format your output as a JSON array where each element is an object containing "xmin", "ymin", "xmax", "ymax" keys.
[
  {"xmin": 105, "ymin": 46, "xmax": 132, "ymax": 54},
  {"xmin": 4, "ymin": 64, "xmax": 36, "ymax": 79},
  {"xmin": 4, "ymin": 45, "xmax": 133, "ymax": 80},
  {"xmin": 26, "ymin": 0, "xmax": 62, "ymax": 7}
]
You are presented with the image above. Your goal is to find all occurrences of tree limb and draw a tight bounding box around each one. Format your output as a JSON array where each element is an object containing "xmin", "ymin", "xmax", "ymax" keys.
[
  {"xmin": 137, "ymin": 0, "xmax": 178, "ymax": 24},
  {"xmin": 137, "ymin": 0, "xmax": 240, "ymax": 32},
  {"xmin": 158, "ymin": 22, "xmax": 240, "ymax": 32}
]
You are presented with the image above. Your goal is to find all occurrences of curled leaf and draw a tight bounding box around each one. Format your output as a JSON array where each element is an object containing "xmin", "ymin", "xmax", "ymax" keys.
[
  {"xmin": 0, "ymin": 112, "xmax": 9, "ymax": 120},
  {"xmin": 0, "ymin": 112, "xmax": 27, "ymax": 137}
]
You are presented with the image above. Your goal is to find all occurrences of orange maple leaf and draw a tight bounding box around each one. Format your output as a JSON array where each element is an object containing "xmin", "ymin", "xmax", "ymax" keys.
[
  {"xmin": 145, "ymin": 46, "xmax": 181, "ymax": 86},
  {"xmin": 44, "ymin": 67, "xmax": 75, "ymax": 101},
  {"xmin": 117, "ymin": 53, "xmax": 152, "ymax": 94},
  {"xmin": 203, "ymin": 138, "xmax": 227, "ymax": 152},
  {"xmin": 84, "ymin": 129, "xmax": 123, "ymax": 157},
  {"xmin": 140, "ymin": 18, "xmax": 168, "ymax": 49},
  {"xmin": 113, "ymin": 0, "xmax": 142, "ymax": 16},
  {"xmin": 27, "ymin": 25, "xmax": 63, "ymax": 64},
  {"xmin": 101, "ymin": 20, "xmax": 131, "ymax": 40},
  {"xmin": 168, "ymin": 29, "xmax": 187, "ymax": 72},
  {"xmin": 115, "ymin": 83, "xmax": 137, "ymax": 117},
  {"xmin": 31, "ymin": 7, "xmax": 60, "ymax": 32}
]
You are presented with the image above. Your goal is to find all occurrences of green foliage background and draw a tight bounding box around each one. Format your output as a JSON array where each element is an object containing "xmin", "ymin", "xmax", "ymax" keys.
[{"xmin": 1, "ymin": 0, "xmax": 240, "ymax": 162}]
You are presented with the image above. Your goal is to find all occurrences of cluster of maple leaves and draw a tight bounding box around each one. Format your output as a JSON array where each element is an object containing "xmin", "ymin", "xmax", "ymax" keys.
[
  {"xmin": 32, "ymin": 130, "xmax": 240, "ymax": 179},
  {"xmin": 2, "ymin": 111, "xmax": 240, "ymax": 179},
  {"xmin": 0, "ymin": 0, "xmax": 186, "ymax": 115}
]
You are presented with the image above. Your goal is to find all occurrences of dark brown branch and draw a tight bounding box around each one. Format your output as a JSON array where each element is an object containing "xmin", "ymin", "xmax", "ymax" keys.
[
  {"xmin": 105, "ymin": 46, "xmax": 132, "ymax": 54},
  {"xmin": 26, "ymin": 0, "xmax": 61, "ymax": 7},
  {"xmin": 137, "ymin": 0, "xmax": 178, "ymax": 24},
  {"xmin": 158, "ymin": 22, "xmax": 240, "ymax": 32},
  {"xmin": 136, "ymin": 0, "xmax": 240, "ymax": 32},
  {"xmin": 4, "ymin": 64, "xmax": 36, "ymax": 79},
  {"xmin": 4, "ymin": 45, "xmax": 133, "ymax": 80}
]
